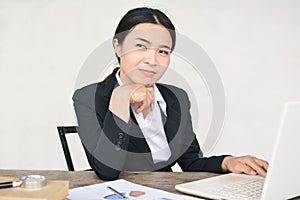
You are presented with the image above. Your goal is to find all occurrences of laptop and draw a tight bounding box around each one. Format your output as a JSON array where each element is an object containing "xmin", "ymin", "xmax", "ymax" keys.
[{"xmin": 175, "ymin": 102, "xmax": 300, "ymax": 200}]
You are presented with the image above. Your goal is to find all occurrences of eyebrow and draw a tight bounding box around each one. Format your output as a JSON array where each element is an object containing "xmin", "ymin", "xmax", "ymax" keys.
[{"xmin": 135, "ymin": 37, "xmax": 171, "ymax": 50}]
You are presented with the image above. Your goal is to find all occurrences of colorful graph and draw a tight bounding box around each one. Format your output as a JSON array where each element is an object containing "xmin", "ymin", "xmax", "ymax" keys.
[{"xmin": 104, "ymin": 190, "xmax": 173, "ymax": 200}]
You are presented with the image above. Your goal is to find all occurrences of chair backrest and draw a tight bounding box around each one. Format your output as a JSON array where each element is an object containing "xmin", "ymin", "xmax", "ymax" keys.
[{"xmin": 57, "ymin": 126, "xmax": 80, "ymax": 171}]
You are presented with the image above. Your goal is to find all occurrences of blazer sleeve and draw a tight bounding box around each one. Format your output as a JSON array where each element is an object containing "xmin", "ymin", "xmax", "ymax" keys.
[{"xmin": 72, "ymin": 85, "xmax": 131, "ymax": 180}]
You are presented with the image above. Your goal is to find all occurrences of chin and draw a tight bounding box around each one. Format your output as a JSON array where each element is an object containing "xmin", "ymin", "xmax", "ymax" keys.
[{"xmin": 134, "ymin": 78, "xmax": 157, "ymax": 86}]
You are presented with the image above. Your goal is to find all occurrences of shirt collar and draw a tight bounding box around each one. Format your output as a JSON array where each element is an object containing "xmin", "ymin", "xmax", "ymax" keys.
[{"xmin": 115, "ymin": 68, "xmax": 167, "ymax": 116}]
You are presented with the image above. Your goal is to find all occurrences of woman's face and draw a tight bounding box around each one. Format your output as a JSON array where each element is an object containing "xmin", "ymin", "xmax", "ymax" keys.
[{"xmin": 114, "ymin": 23, "xmax": 172, "ymax": 86}]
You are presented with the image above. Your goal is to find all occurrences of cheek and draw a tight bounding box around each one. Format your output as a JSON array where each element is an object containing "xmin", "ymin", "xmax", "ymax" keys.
[
  {"xmin": 158, "ymin": 56, "xmax": 170, "ymax": 67},
  {"xmin": 121, "ymin": 51, "xmax": 145, "ymax": 67},
  {"xmin": 164, "ymin": 57, "xmax": 170, "ymax": 66},
  {"xmin": 156, "ymin": 57, "xmax": 170, "ymax": 76},
  {"xmin": 120, "ymin": 55, "xmax": 136, "ymax": 74},
  {"xmin": 119, "ymin": 52, "xmax": 146, "ymax": 80}
]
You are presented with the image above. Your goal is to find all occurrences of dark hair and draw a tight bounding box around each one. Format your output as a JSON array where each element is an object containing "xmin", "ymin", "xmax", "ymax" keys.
[{"xmin": 113, "ymin": 7, "xmax": 176, "ymax": 63}]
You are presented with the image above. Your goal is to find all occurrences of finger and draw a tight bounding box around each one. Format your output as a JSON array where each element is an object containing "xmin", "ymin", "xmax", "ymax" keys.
[
  {"xmin": 254, "ymin": 158, "xmax": 269, "ymax": 171},
  {"xmin": 244, "ymin": 158, "xmax": 267, "ymax": 177},
  {"xmin": 130, "ymin": 86, "xmax": 147, "ymax": 104},
  {"xmin": 236, "ymin": 164, "xmax": 257, "ymax": 175},
  {"xmin": 256, "ymin": 168, "xmax": 267, "ymax": 177},
  {"xmin": 247, "ymin": 163, "xmax": 266, "ymax": 177},
  {"xmin": 131, "ymin": 86, "xmax": 153, "ymax": 114},
  {"xmin": 252, "ymin": 158, "xmax": 268, "ymax": 177},
  {"xmin": 146, "ymin": 87, "xmax": 154, "ymax": 100},
  {"xmin": 147, "ymin": 94, "xmax": 153, "ymax": 111},
  {"xmin": 228, "ymin": 161, "xmax": 255, "ymax": 175},
  {"xmin": 146, "ymin": 86, "xmax": 154, "ymax": 93},
  {"xmin": 147, "ymin": 89, "xmax": 154, "ymax": 101},
  {"xmin": 135, "ymin": 100, "xmax": 146, "ymax": 113},
  {"xmin": 146, "ymin": 88, "xmax": 154, "ymax": 99}
]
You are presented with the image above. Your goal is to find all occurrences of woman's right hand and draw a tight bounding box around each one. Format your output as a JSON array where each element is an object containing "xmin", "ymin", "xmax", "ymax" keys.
[
  {"xmin": 109, "ymin": 84, "xmax": 154, "ymax": 122},
  {"xmin": 129, "ymin": 84, "xmax": 154, "ymax": 116}
]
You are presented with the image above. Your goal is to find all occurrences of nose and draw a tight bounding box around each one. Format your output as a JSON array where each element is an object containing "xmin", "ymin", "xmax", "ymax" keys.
[{"xmin": 144, "ymin": 48, "xmax": 158, "ymax": 66}]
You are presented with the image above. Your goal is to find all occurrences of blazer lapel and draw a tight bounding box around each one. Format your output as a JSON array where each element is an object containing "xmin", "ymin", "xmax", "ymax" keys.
[{"xmin": 156, "ymin": 84, "xmax": 181, "ymax": 144}]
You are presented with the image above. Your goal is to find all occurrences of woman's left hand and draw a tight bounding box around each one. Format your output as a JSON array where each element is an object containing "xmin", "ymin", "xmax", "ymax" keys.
[{"xmin": 221, "ymin": 155, "xmax": 269, "ymax": 177}]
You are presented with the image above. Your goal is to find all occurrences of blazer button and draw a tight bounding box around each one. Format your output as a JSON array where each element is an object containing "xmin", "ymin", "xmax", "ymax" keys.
[{"xmin": 118, "ymin": 133, "xmax": 124, "ymax": 139}]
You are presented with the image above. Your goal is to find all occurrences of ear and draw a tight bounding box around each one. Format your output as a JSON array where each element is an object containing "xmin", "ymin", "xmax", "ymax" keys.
[{"xmin": 112, "ymin": 39, "xmax": 121, "ymax": 57}]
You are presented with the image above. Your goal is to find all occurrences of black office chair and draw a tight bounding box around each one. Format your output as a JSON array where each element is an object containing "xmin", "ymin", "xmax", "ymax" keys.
[{"xmin": 57, "ymin": 126, "xmax": 92, "ymax": 171}]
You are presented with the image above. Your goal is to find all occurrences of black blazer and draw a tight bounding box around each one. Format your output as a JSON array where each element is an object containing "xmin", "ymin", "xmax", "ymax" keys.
[{"xmin": 73, "ymin": 67, "xmax": 226, "ymax": 180}]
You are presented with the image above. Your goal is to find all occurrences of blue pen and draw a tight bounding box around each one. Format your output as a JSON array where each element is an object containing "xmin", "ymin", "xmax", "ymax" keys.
[{"xmin": 107, "ymin": 186, "xmax": 129, "ymax": 200}]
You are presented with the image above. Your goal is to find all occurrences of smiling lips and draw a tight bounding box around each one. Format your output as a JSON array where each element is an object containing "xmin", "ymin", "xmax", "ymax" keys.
[{"xmin": 139, "ymin": 68, "xmax": 157, "ymax": 76}]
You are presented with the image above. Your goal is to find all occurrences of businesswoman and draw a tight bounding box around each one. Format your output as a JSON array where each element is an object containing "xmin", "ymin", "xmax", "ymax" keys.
[{"xmin": 73, "ymin": 7, "xmax": 268, "ymax": 181}]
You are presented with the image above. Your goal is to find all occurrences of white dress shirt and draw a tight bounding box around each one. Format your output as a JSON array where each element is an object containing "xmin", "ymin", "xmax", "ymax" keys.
[{"xmin": 115, "ymin": 69, "xmax": 171, "ymax": 163}]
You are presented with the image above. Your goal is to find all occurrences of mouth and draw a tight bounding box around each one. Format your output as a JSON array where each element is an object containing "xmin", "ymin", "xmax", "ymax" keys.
[{"xmin": 138, "ymin": 68, "xmax": 157, "ymax": 76}]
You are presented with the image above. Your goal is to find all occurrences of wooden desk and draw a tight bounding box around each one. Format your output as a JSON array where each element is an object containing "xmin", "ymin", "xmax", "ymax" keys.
[
  {"xmin": 0, "ymin": 170, "xmax": 217, "ymax": 193},
  {"xmin": 1, "ymin": 170, "xmax": 299, "ymax": 199}
]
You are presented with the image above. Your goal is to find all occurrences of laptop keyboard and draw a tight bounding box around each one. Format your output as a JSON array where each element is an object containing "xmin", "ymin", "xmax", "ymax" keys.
[{"xmin": 206, "ymin": 176, "xmax": 265, "ymax": 200}]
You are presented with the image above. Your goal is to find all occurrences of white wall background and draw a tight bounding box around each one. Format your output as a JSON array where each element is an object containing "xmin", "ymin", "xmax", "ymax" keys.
[{"xmin": 0, "ymin": 0, "xmax": 299, "ymax": 170}]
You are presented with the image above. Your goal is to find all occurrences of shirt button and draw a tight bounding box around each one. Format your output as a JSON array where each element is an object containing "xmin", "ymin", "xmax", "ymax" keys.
[{"xmin": 115, "ymin": 144, "xmax": 121, "ymax": 151}]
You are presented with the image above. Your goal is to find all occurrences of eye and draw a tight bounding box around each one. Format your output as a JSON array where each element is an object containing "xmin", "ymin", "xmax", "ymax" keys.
[
  {"xmin": 158, "ymin": 49, "xmax": 170, "ymax": 56},
  {"xmin": 136, "ymin": 44, "xmax": 147, "ymax": 50}
]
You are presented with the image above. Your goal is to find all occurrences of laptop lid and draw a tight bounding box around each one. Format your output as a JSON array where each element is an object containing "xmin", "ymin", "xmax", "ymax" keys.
[
  {"xmin": 261, "ymin": 102, "xmax": 300, "ymax": 199},
  {"xmin": 175, "ymin": 102, "xmax": 300, "ymax": 200}
]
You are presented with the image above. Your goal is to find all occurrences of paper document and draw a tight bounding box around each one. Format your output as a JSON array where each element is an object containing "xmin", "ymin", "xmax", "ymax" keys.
[{"xmin": 65, "ymin": 179, "xmax": 203, "ymax": 200}]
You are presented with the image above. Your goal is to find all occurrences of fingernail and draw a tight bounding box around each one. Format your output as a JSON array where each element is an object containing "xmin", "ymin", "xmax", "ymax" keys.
[{"xmin": 251, "ymin": 171, "xmax": 256, "ymax": 175}]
